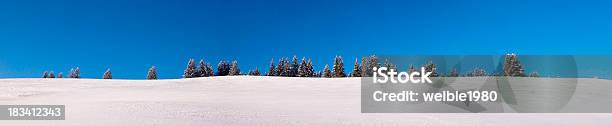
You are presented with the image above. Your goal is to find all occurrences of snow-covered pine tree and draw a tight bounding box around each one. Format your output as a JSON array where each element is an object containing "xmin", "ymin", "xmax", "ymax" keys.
[
  {"xmin": 195, "ymin": 59, "xmax": 206, "ymax": 77},
  {"xmin": 248, "ymin": 67, "xmax": 261, "ymax": 76},
  {"xmin": 382, "ymin": 59, "xmax": 397, "ymax": 71},
  {"xmin": 423, "ymin": 60, "xmax": 438, "ymax": 77},
  {"xmin": 75, "ymin": 67, "xmax": 81, "ymax": 78},
  {"xmin": 467, "ymin": 68, "xmax": 486, "ymax": 77},
  {"xmin": 205, "ymin": 63, "xmax": 214, "ymax": 77},
  {"xmin": 322, "ymin": 64, "xmax": 332, "ymax": 78},
  {"xmin": 280, "ymin": 57, "xmax": 289, "ymax": 76},
  {"xmin": 332, "ymin": 56, "xmax": 346, "ymax": 77},
  {"xmin": 503, "ymin": 53, "xmax": 526, "ymax": 77},
  {"xmin": 103, "ymin": 68, "xmax": 112, "ymax": 79},
  {"xmin": 48, "ymin": 71, "xmax": 55, "ymax": 78},
  {"xmin": 267, "ymin": 58, "xmax": 276, "ymax": 76},
  {"xmin": 57, "ymin": 72, "xmax": 63, "ymax": 78},
  {"xmin": 276, "ymin": 58, "xmax": 285, "ymax": 76},
  {"xmin": 146, "ymin": 66, "xmax": 158, "ymax": 80},
  {"xmin": 68, "ymin": 68, "xmax": 75, "ymax": 78},
  {"xmin": 183, "ymin": 59, "xmax": 196, "ymax": 78},
  {"xmin": 529, "ymin": 72, "xmax": 539, "ymax": 77},
  {"xmin": 42, "ymin": 71, "xmax": 49, "ymax": 78},
  {"xmin": 229, "ymin": 60, "xmax": 240, "ymax": 76},
  {"xmin": 360, "ymin": 55, "xmax": 379, "ymax": 77},
  {"xmin": 216, "ymin": 61, "xmax": 230, "ymax": 76},
  {"xmin": 306, "ymin": 58, "xmax": 314, "ymax": 77},
  {"xmin": 289, "ymin": 56, "xmax": 299, "ymax": 77},
  {"xmin": 253, "ymin": 67, "xmax": 260, "ymax": 76},
  {"xmin": 351, "ymin": 58, "xmax": 361, "ymax": 77},
  {"xmin": 284, "ymin": 57, "xmax": 290, "ymax": 76},
  {"xmin": 297, "ymin": 57, "xmax": 307, "ymax": 77}
]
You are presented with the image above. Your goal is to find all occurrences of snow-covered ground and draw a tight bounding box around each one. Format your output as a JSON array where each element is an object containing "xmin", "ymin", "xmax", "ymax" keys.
[{"xmin": 1, "ymin": 76, "xmax": 612, "ymax": 125}]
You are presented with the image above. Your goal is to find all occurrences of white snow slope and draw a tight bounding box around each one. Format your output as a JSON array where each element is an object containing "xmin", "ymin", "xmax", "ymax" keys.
[{"xmin": 0, "ymin": 76, "xmax": 611, "ymax": 126}]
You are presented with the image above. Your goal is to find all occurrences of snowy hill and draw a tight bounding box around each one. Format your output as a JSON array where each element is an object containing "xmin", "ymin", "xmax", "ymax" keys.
[{"xmin": 0, "ymin": 76, "xmax": 611, "ymax": 125}]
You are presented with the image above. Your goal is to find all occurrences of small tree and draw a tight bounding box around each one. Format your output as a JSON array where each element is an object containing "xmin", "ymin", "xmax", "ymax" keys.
[
  {"xmin": 283, "ymin": 57, "xmax": 290, "ymax": 76},
  {"xmin": 277, "ymin": 57, "xmax": 291, "ymax": 77},
  {"xmin": 332, "ymin": 56, "xmax": 346, "ymax": 77},
  {"xmin": 423, "ymin": 60, "xmax": 438, "ymax": 77},
  {"xmin": 322, "ymin": 64, "xmax": 332, "ymax": 78},
  {"xmin": 42, "ymin": 71, "xmax": 49, "ymax": 78},
  {"xmin": 467, "ymin": 68, "xmax": 486, "ymax": 77},
  {"xmin": 48, "ymin": 71, "xmax": 55, "ymax": 78},
  {"xmin": 205, "ymin": 63, "xmax": 214, "ymax": 77},
  {"xmin": 68, "ymin": 68, "xmax": 74, "ymax": 78},
  {"xmin": 351, "ymin": 58, "xmax": 361, "ymax": 77},
  {"xmin": 306, "ymin": 59, "xmax": 314, "ymax": 77},
  {"xmin": 195, "ymin": 59, "xmax": 205, "ymax": 77},
  {"xmin": 504, "ymin": 53, "xmax": 526, "ymax": 77},
  {"xmin": 57, "ymin": 72, "xmax": 63, "ymax": 78},
  {"xmin": 267, "ymin": 58, "xmax": 276, "ymax": 76},
  {"xmin": 360, "ymin": 55, "xmax": 379, "ymax": 77},
  {"xmin": 183, "ymin": 59, "xmax": 196, "ymax": 78},
  {"xmin": 229, "ymin": 60, "xmax": 240, "ymax": 76},
  {"xmin": 529, "ymin": 72, "xmax": 539, "ymax": 77},
  {"xmin": 216, "ymin": 61, "xmax": 230, "ymax": 76},
  {"xmin": 69, "ymin": 67, "xmax": 81, "ymax": 78},
  {"xmin": 297, "ymin": 57, "xmax": 307, "ymax": 77},
  {"xmin": 146, "ymin": 66, "xmax": 158, "ymax": 80},
  {"xmin": 248, "ymin": 67, "xmax": 261, "ymax": 76},
  {"xmin": 289, "ymin": 56, "xmax": 299, "ymax": 77},
  {"xmin": 277, "ymin": 58, "xmax": 282, "ymax": 76},
  {"xmin": 103, "ymin": 69, "xmax": 112, "ymax": 79}
]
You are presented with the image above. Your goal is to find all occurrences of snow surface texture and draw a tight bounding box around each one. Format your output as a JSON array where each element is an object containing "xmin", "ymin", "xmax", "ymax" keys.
[{"xmin": 0, "ymin": 76, "xmax": 611, "ymax": 125}]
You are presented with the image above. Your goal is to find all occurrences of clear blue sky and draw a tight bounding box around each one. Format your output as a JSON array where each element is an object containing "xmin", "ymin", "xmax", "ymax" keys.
[{"xmin": 0, "ymin": 0, "xmax": 611, "ymax": 79}]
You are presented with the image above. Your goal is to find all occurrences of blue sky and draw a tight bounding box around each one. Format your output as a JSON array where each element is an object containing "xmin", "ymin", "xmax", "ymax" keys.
[{"xmin": 0, "ymin": 0, "xmax": 611, "ymax": 79}]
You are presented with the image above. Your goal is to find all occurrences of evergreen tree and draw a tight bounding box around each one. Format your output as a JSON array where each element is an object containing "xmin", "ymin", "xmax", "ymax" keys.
[
  {"xmin": 423, "ymin": 60, "xmax": 438, "ymax": 77},
  {"xmin": 306, "ymin": 59, "xmax": 314, "ymax": 77},
  {"xmin": 76, "ymin": 67, "xmax": 81, "ymax": 78},
  {"xmin": 229, "ymin": 60, "xmax": 240, "ymax": 76},
  {"xmin": 322, "ymin": 64, "xmax": 332, "ymax": 78},
  {"xmin": 48, "ymin": 71, "xmax": 55, "ymax": 78},
  {"xmin": 279, "ymin": 57, "xmax": 289, "ymax": 76},
  {"xmin": 146, "ymin": 66, "xmax": 158, "ymax": 80},
  {"xmin": 195, "ymin": 59, "xmax": 206, "ymax": 77},
  {"xmin": 205, "ymin": 63, "xmax": 214, "ymax": 77},
  {"xmin": 68, "ymin": 68, "xmax": 75, "ymax": 78},
  {"xmin": 42, "ymin": 71, "xmax": 49, "ymax": 78},
  {"xmin": 248, "ymin": 67, "xmax": 261, "ymax": 76},
  {"xmin": 57, "ymin": 72, "xmax": 63, "ymax": 78},
  {"xmin": 284, "ymin": 57, "xmax": 290, "ymax": 76},
  {"xmin": 103, "ymin": 69, "xmax": 112, "ymax": 79},
  {"xmin": 467, "ymin": 67, "xmax": 486, "ymax": 77},
  {"xmin": 216, "ymin": 61, "xmax": 231, "ymax": 76},
  {"xmin": 69, "ymin": 67, "xmax": 81, "ymax": 78},
  {"xmin": 351, "ymin": 58, "xmax": 362, "ymax": 77},
  {"xmin": 332, "ymin": 56, "xmax": 346, "ymax": 77},
  {"xmin": 360, "ymin": 55, "xmax": 379, "ymax": 77},
  {"xmin": 183, "ymin": 59, "xmax": 196, "ymax": 78},
  {"xmin": 289, "ymin": 56, "xmax": 299, "ymax": 77},
  {"xmin": 529, "ymin": 72, "xmax": 539, "ymax": 77},
  {"xmin": 297, "ymin": 57, "xmax": 307, "ymax": 77},
  {"xmin": 504, "ymin": 53, "xmax": 526, "ymax": 77},
  {"xmin": 382, "ymin": 59, "xmax": 396, "ymax": 71},
  {"xmin": 267, "ymin": 58, "xmax": 276, "ymax": 76},
  {"xmin": 276, "ymin": 58, "xmax": 286, "ymax": 76}
]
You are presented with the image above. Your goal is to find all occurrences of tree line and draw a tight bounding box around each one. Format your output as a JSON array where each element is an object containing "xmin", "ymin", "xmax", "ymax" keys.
[{"xmin": 41, "ymin": 54, "xmax": 538, "ymax": 80}]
